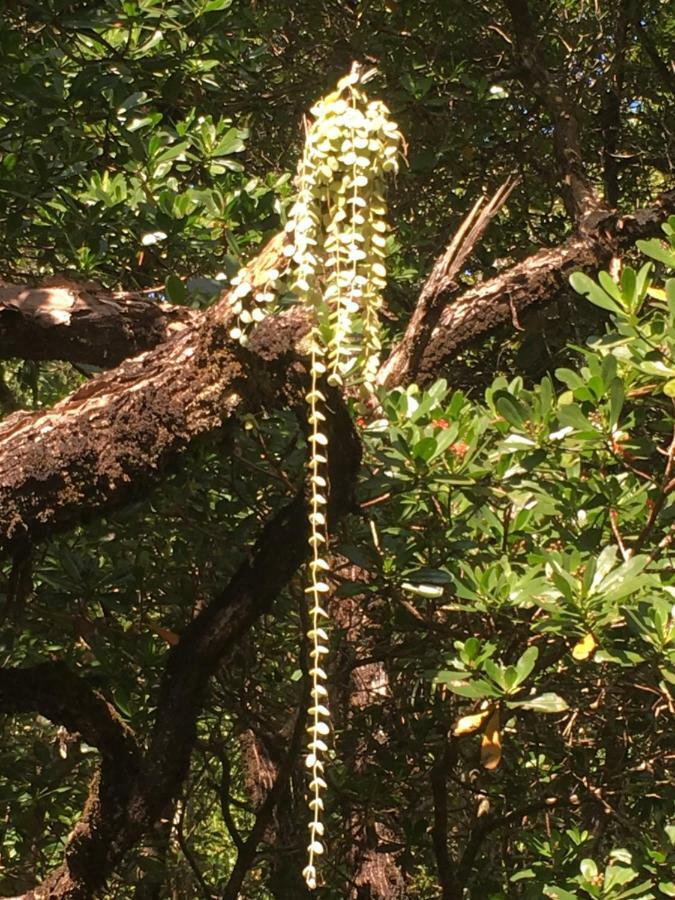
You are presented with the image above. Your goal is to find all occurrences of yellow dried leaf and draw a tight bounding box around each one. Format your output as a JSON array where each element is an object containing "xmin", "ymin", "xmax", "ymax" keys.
[
  {"xmin": 480, "ymin": 708, "xmax": 502, "ymax": 770},
  {"xmin": 453, "ymin": 707, "xmax": 493, "ymax": 736},
  {"xmin": 572, "ymin": 632, "xmax": 598, "ymax": 661}
]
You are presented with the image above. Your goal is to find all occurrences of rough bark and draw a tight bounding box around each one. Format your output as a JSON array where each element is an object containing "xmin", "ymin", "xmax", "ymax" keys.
[
  {"xmin": 331, "ymin": 570, "xmax": 407, "ymax": 900},
  {"xmin": 413, "ymin": 190, "xmax": 675, "ymax": 385},
  {"xmin": 0, "ymin": 234, "xmax": 290, "ymax": 549},
  {"xmin": 6, "ymin": 382, "xmax": 361, "ymax": 900},
  {"xmin": 2, "ymin": 190, "xmax": 673, "ymax": 553},
  {"xmin": 0, "ymin": 279, "xmax": 197, "ymax": 368}
]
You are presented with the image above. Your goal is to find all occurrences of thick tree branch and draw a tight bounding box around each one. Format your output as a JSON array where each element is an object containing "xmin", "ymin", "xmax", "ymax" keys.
[
  {"xmin": 1, "ymin": 191, "xmax": 672, "ymax": 551},
  {"xmin": 503, "ymin": 0, "xmax": 609, "ymax": 227},
  {"xmin": 0, "ymin": 660, "xmax": 139, "ymax": 767},
  {"xmin": 0, "ymin": 279, "xmax": 197, "ymax": 368},
  {"xmin": 414, "ymin": 189, "xmax": 675, "ymax": 384},
  {"xmin": 13, "ymin": 387, "xmax": 361, "ymax": 900},
  {"xmin": 0, "ymin": 234, "xmax": 290, "ymax": 549}
]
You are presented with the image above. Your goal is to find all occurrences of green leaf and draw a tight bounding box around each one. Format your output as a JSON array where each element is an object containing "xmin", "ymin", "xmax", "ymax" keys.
[
  {"xmin": 203, "ymin": 0, "xmax": 233, "ymax": 11},
  {"xmin": 406, "ymin": 568, "xmax": 453, "ymax": 585},
  {"xmin": 165, "ymin": 274, "xmax": 187, "ymax": 304},
  {"xmin": 402, "ymin": 581, "xmax": 443, "ymax": 598},
  {"xmin": 508, "ymin": 693, "xmax": 569, "ymax": 713},
  {"xmin": 580, "ymin": 859, "xmax": 598, "ymax": 880},
  {"xmin": 599, "ymin": 270, "xmax": 623, "ymax": 302},
  {"xmin": 117, "ymin": 91, "xmax": 148, "ymax": 116},
  {"xmin": 495, "ymin": 394, "xmax": 529, "ymax": 428},
  {"xmin": 510, "ymin": 869, "xmax": 535, "ymax": 882},
  {"xmin": 432, "ymin": 670, "xmax": 472, "ymax": 685},
  {"xmin": 620, "ymin": 266, "xmax": 637, "ymax": 306},
  {"xmin": 431, "ymin": 423, "xmax": 460, "ymax": 458},
  {"xmin": 483, "ymin": 659, "xmax": 507, "ymax": 691},
  {"xmin": 515, "ymin": 645, "xmax": 538, "ymax": 683},
  {"xmin": 640, "ymin": 359, "xmax": 675, "ymax": 377},
  {"xmin": 445, "ymin": 679, "xmax": 498, "ymax": 699},
  {"xmin": 609, "ymin": 378, "xmax": 624, "ymax": 429},
  {"xmin": 637, "ymin": 238, "xmax": 675, "ymax": 268},
  {"xmin": 555, "ymin": 368, "xmax": 585, "ymax": 390},
  {"xmin": 214, "ymin": 126, "xmax": 247, "ymax": 156},
  {"xmin": 604, "ymin": 865, "xmax": 637, "ymax": 891},
  {"xmin": 113, "ymin": 688, "xmax": 132, "ymax": 719},
  {"xmin": 666, "ymin": 278, "xmax": 675, "ymax": 316},
  {"xmin": 153, "ymin": 140, "xmax": 190, "ymax": 166},
  {"xmin": 635, "ymin": 262, "xmax": 652, "ymax": 304},
  {"xmin": 544, "ymin": 887, "xmax": 579, "ymax": 899},
  {"xmin": 412, "ymin": 436, "xmax": 437, "ymax": 461},
  {"xmin": 569, "ymin": 271, "xmax": 623, "ymax": 314}
]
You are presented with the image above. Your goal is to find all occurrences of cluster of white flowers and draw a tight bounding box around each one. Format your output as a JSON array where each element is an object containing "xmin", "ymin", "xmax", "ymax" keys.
[
  {"xmin": 228, "ymin": 266, "xmax": 279, "ymax": 346},
  {"xmin": 288, "ymin": 69, "xmax": 400, "ymax": 395}
]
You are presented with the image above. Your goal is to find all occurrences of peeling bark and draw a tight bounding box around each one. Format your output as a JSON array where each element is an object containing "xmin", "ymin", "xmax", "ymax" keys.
[
  {"xmin": 378, "ymin": 177, "xmax": 518, "ymax": 388},
  {"xmin": 0, "ymin": 234, "xmax": 289, "ymax": 548},
  {"xmin": 0, "ymin": 279, "xmax": 196, "ymax": 368}
]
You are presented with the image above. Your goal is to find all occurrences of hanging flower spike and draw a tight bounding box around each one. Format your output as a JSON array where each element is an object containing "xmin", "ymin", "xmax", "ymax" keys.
[
  {"xmin": 287, "ymin": 65, "xmax": 401, "ymax": 890},
  {"xmin": 225, "ymin": 65, "xmax": 401, "ymax": 889}
]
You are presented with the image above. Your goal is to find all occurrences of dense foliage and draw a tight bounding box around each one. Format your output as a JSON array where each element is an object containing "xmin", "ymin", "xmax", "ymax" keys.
[{"xmin": 0, "ymin": 1, "xmax": 673, "ymax": 899}]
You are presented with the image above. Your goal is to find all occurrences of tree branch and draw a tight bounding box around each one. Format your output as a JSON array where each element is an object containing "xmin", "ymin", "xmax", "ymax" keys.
[
  {"xmin": 220, "ymin": 700, "xmax": 307, "ymax": 900},
  {"xmin": 0, "ymin": 660, "xmax": 140, "ymax": 767},
  {"xmin": 601, "ymin": 3, "xmax": 629, "ymax": 208},
  {"xmin": 11, "ymin": 387, "xmax": 361, "ymax": 900},
  {"xmin": 453, "ymin": 798, "xmax": 562, "ymax": 891},
  {"xmin": 503, "ymin": 0, "xmax": 609, "ymax": 227},
  {"xmin": 415, "ymin": 189, "xmax": 675, "ymax": 383},
  {"xmin": 0, "ymin": 234, "xmax": 291, "ymax": 549},
  {"xmin": 0, "ymin": 279, "xmax": 197, "ymax": 368},
  {"xmin": 0, "ymin": 661, "xmax": 142, "ymax": 900},
  {"xmin": 1, "ymin": 191, "xmax": 672, "ymax": 551},
  {"xmin": 628, "ymin": 0, "xmax": 675, "ymax": 97},
  {"xmin": 430, "ymin": 733, "xmax": 458, "ymax": 900},
  {"xmin": 378, "ymin": 176, "xmax": 519, "ymax": 387}
]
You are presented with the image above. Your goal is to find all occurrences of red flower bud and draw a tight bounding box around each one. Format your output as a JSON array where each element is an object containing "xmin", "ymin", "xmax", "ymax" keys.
[{"xmin": 449, "ymin": 441, "xmax": 469, "ymax": 457}]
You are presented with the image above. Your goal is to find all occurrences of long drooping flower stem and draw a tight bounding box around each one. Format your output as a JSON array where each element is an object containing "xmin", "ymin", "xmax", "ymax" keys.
[{"xmin": 225, "ymin": 64, "xmax": 401, "ymax": 890}]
